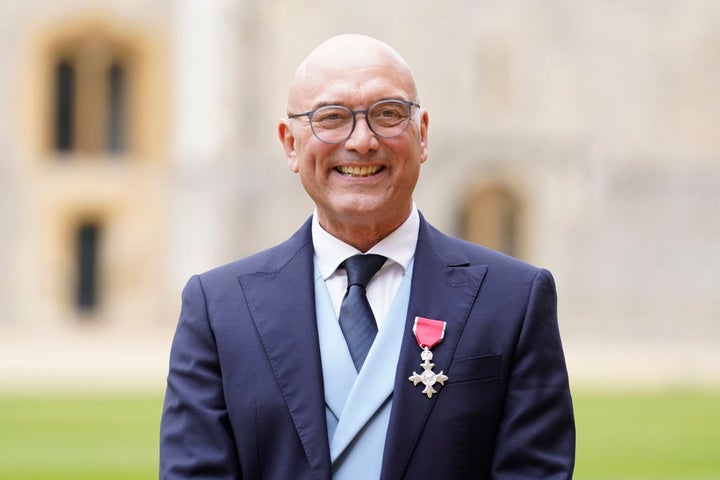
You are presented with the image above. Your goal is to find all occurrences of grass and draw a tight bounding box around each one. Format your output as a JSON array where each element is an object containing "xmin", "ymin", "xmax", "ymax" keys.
[
  {"xmin": 574, "ymin": 388, "xmax": 720, "ymax": 479},
  {"xmin": 0, "ymin": 389, "xmax": 718, "ymax": 479},
  {"xmin": 0, "ymin": 393, "xmax": 162, "ymax": 480}
]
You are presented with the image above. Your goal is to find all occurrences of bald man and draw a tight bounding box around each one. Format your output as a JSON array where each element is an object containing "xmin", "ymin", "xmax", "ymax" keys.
[{"xmin": 160, "ymin": 34, "xmax": 575, "ymax": 480}]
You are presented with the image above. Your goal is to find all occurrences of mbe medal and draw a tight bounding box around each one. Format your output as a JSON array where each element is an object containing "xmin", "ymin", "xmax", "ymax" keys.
[{"xmin": 408, "ymin": 317, "xmax": 448, "ymax": 398}]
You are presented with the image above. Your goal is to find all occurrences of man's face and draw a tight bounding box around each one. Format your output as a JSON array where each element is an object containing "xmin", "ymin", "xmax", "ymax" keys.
[{"xmin": 279, "ymin": 46, "xmax": 429, "ymax": 241}]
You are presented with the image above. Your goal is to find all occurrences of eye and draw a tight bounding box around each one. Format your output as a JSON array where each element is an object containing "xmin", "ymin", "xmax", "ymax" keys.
[
  {"xmin": 380, "ymin": 109, "xmax": 401, "ymax": 118},
  {"xmin": 370, "ymin": 102, "xmax": 407, "ymax": 126},
  {"xmin": 313, "ymin": 107, "xmax": 352, "ymax": 127},
  {"xmin": 376, "ymin": 106, "xmax": 403, "ymax": 118}
]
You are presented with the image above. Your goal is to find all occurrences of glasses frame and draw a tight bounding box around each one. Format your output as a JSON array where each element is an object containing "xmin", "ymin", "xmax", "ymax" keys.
[{"xmin": 288, "ymin": 99, "xmax": 420, "ymax": 144}]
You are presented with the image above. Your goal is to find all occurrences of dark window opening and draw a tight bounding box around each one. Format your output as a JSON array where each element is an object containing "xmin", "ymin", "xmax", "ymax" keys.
[
  {"xmin": 108, "ymin": 62, "xmax": 125, "ymax": 152},
  {"xmin": 76, "ymin": 222, "xmax": 101, "ymax": 311},
  {"xmin": 55, "ymin": 61, "xmax": 75, "ymax": 151}
]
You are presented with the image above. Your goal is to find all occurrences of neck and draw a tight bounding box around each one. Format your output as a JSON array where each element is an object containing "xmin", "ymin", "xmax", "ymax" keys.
[{"xmin": 317, "ymin": 206, "xmax": 412, "ymax": 252}]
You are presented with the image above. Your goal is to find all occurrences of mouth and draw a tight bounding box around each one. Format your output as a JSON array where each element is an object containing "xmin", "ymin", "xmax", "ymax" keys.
[{"xmin": 335, "ymin": 165, "xmax": 385, "ymax": 177}]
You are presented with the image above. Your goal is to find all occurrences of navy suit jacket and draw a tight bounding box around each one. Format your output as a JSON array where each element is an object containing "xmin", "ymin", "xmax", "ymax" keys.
[{"xmin": 160, "ymin": 214, "xmax": 575, "ymax": 479}]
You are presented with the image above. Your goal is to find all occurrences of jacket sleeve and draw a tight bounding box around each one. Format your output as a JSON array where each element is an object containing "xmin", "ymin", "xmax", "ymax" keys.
[
  {"xmin": 491, "ymin": 269, "xmax": 576, "ymax": 479},
  {"xmin": 160, "ymin": 275, "xmax": 242, "ymax": 479}
]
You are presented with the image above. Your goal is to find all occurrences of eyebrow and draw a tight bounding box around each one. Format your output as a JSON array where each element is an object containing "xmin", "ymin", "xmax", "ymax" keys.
[
  {"xmin": 309, "ymin": 97, "xmax": 413, "ymax": 111},
  {"xmin": 309, "ymin": 100, "xmax": 339, "ymax": 110}
]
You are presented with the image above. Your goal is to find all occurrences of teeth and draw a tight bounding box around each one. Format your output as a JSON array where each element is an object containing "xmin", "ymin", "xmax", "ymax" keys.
[{"xmin": 336, "ymin": 165, "xmax": 382, "ymax": 177}]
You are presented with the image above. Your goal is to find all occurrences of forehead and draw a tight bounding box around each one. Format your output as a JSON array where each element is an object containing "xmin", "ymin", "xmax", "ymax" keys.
[
  {"xmin": 289, "ymin": 43, "xmax": 417, "ymax": 110},
  {"xmin": 305, "ymin": 66, "xmax": 414, "ymax": 108}
]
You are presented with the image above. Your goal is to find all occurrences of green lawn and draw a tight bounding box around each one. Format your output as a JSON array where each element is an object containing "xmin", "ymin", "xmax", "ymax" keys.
[
  {"xmin": 0, "ymin": 389, "xmax": 718, "ymax": 479},
  {"xmin": 0, "ymin": 393, "xmax": 162, "ymax": 480},
  {"xmin": 574, "ymin": 388, "xmax": 720, "ymax": 479}
]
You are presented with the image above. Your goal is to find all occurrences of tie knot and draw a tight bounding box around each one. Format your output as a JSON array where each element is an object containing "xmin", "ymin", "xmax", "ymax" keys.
[{"xmin": 343, "ymin": 254, "xmax": 386, "ymax": 288}]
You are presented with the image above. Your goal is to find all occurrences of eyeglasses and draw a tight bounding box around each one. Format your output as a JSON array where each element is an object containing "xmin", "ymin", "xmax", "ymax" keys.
[{"xmin": 288, "ymin": 99, "xmax": 420, "ymax": 144}]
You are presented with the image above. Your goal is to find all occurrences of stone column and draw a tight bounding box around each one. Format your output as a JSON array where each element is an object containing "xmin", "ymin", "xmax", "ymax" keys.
[{"xmin": 169, "ymin": 0, "xmax": 246, "ymax": 290}]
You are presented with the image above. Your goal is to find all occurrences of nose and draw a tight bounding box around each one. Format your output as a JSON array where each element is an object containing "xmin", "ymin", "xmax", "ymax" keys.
[{"xmin": 344, "ymin": 114, "xmax": 379, "ymax": 154}]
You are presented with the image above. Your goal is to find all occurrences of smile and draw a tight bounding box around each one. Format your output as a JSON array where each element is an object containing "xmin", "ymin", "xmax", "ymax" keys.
[{"xmin": 336, "ymin": 165, "xmax": 384, "ymax": 177}]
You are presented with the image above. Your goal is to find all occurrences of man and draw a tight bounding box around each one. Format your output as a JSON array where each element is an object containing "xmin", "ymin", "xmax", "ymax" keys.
[{"xmin": 160, "ymin": 34, "xmax": 575, "ymax": 479}]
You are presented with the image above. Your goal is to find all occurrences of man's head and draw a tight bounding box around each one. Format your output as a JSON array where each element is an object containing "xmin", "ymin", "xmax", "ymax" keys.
[{"xmin": 278, "ymin": 34, "xmax": 429, "ymax": 251}]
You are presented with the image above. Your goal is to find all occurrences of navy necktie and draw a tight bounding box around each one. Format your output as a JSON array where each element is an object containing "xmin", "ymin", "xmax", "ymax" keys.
[{"xmin": 338, "ymin": 254, "xmax": 387, "ymax": 371}]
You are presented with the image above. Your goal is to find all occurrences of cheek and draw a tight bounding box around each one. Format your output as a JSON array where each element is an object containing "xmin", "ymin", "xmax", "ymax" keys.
[
  {"xmin": 297, "ymin": 143, "xmax": 338, "ymax": 174},
  {"xmin": 290, "ymin": 142, "xmax": 316, "ymax": 174},
  {"xmin": 296, "ymin": 157, "xmax": 324, "ymax": 191}
]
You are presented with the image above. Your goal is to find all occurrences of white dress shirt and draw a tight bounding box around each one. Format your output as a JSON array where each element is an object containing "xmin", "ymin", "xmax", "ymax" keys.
[{"xmin": 312, "ymin": 206, "xmax": 419, "ymax": 329}]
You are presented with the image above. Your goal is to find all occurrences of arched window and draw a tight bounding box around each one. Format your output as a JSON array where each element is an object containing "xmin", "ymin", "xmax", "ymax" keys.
[
  {"xmin": 463, "ymin": 184, "xmax": 522, "ymax": 257},
  {"xmin": 51, "ymin": 36, "xmax": 131, "ymax": 155}
]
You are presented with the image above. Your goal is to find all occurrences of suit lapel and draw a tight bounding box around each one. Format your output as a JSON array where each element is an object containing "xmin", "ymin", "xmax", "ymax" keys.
[
  {"xmin": 238, "ymin": 220, "xmax": 332, "ymax": 479},
  {"xmin": 380, "ymin": 218, "xmax": 488, "ymax": 480}
]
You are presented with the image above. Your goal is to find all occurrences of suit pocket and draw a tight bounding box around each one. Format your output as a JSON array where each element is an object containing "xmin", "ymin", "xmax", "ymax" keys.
[{"xmin": 447, "ymin": 353, "xmax": 502, "ymax": 384}]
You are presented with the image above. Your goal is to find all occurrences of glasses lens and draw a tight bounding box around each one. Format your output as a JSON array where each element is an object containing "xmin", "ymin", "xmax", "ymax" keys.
[
  {"xmin": 368, "ymin": 100, "xmax": 412, "ymax": 138},
  {"xmin": 310, "ymin": 106, "xmax": 353, "ymax": 143}
]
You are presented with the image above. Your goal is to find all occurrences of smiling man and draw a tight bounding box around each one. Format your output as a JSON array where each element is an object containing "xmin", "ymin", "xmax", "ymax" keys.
[{"xmin": 160, "ymin": 34, "xmax": 575, "ymax": 480}]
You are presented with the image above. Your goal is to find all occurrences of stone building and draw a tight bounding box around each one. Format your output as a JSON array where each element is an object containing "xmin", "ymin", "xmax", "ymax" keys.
[{"xmin": 1, "ymin": 0, "xmax": 718, "ymax": 389}]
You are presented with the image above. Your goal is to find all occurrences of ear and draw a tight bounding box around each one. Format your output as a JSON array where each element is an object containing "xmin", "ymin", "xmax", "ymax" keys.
[
  {"xmin": 418, "ymin": 110, "xmax": 429, "ymax": 164},
  {"xmin": 278, "ymin": 120, "xmax": 299, "ymax": 172}
]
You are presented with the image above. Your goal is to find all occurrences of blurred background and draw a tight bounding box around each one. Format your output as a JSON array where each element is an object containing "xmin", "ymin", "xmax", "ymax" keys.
[
  {"xmin": 0, "ymin": 0, "xmax": 718, "ymax": 477},
  {"xmin": 1, "ymin": 0, "xmax": 717, "ymax": 391}
]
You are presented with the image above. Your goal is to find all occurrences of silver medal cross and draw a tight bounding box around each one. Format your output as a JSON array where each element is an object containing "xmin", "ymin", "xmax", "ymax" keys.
[{"xmin": 408, "ymin": 347, "xmax": 448, "ymax": 398}]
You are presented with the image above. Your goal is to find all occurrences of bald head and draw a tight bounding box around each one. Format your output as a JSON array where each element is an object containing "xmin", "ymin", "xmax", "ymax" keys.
[{"xmin": 287, "ymin": 34, "xmax": 418, "ymax": 113}]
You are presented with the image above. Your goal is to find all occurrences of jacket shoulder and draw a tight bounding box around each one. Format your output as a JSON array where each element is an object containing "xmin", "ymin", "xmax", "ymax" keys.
[
  {"xmin": 194, "ymin": 218, "xmax": 313, "ymax": 286},
  {"xmin": 419, "ymin": 217, "xmax": 543, "ymax": 278}
]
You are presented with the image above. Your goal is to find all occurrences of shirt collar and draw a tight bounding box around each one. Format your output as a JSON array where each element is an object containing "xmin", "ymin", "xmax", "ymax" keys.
[{"xmin": 312, "ymin": 205, "xmax": 420, "ymax": 280}]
